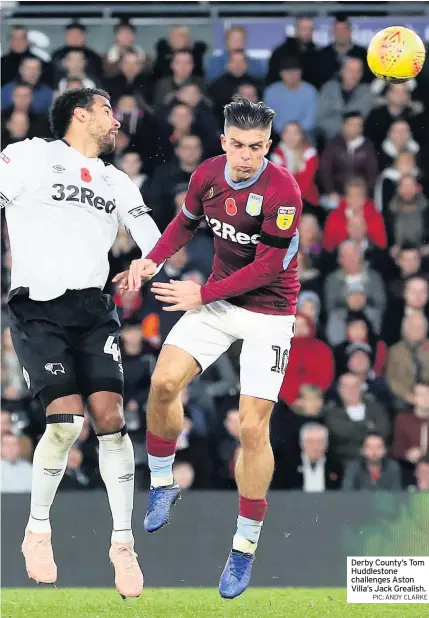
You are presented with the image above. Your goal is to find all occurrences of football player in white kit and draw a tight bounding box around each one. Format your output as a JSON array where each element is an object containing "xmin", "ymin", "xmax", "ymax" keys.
[{"xmin": 0, "ymin": 88, "xmax": 161, "ymax": 598}]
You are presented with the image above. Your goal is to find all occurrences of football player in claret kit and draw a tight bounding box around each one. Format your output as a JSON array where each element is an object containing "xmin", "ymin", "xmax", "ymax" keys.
[
  {"xmin": 114, "ymin": 96, "xmax": 302, "ymax": 598},
  {"xmin": 0, "ymin": 88, "xmax": 163, "ymax": 598}
]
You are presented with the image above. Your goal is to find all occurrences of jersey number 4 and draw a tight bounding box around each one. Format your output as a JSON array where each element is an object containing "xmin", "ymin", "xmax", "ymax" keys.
[
  {"xmin": 104, "ymin": 335, "xmax": 121, "ymax": 362},
  {"xmin": 271, "ymin": 345, "xmax": 289, "ymax": 374}
]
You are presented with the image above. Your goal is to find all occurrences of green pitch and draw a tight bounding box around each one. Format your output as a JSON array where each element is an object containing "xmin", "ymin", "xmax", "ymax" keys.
[{"xmin": 2, "ymin": 588, "xmax": 428, "ymax": 618}]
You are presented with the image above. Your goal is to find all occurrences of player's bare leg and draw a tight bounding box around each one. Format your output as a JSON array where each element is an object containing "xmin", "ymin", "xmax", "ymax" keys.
[
  {"xmin": 144, "ymin": 345, "xmax": 200, "ymax": 533},
  {"xmin": 87, "ymin": 391, "xmax": 143, "ymax": 599},
  {"xmin": 219, "ymin": 395, "xmax": 273, "ymax": 599},
  {"xmin": 22, "ymin": 394, "xmax": 85, "ymax": 584}
]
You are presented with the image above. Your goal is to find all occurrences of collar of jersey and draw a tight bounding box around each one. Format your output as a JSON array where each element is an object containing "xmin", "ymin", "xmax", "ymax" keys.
[
  {"xmin": 60, "ymin": 138, "xmax": 102, "ymax": 164},
  {"xmin": 224, "ymin": 157, "xmax": 268, "ymax": 190}
]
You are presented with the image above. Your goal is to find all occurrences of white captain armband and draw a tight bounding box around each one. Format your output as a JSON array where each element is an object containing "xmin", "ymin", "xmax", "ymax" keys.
[{"xmin": 0, "ymin": 192, "xmax": 10, "ymax": 209}]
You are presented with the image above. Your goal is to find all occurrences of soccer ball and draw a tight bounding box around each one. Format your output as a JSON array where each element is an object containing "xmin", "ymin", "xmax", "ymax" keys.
[{"xmin": 367, "ymin": 26, "xmax": 426, "ymax": 83}]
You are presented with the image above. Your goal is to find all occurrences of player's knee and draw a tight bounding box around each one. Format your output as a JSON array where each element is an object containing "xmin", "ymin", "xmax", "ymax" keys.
[
  {"xmin": 44, "ymin": 414, "xmax": 84, "ymax": 454},
  {"xmin": 239, "ymin": 417, "xmax": 269, "ymax": 451},
  {"xmin": 91, "ymin": 403, "xmax": 125, "ymax": 435},
  {"xmin": 150, "ymin": 369, "xmax": 182, "ymax": 403}
]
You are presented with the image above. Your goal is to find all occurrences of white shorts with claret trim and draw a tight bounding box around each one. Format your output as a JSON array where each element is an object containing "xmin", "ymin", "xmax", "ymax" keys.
[{"xmin": 164, "ymin": 300, "xmax": 295, "ymax": 402}]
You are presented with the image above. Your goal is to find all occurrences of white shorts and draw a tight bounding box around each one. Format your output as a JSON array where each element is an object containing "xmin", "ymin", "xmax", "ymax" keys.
[{"xmin": 164, "ymin": 301, "xmax": 295, "ymax": 402}]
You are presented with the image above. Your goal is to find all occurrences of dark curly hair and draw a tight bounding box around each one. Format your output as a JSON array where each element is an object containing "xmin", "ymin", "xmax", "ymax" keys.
[{"xmin": 49, "ymin": 87, "xmax": 110, "ymax": 139}]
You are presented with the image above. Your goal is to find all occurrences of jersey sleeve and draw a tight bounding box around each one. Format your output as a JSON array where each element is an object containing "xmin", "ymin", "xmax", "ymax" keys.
[
  {"xmin": 259, "ymin": 170, "xmax": 302, "ymax": 249},
  {"xmin": 0, "ymin": 141, "xmax": 31, "ymax": 208},
  {"xmin": 115, "ymin": 173, "xmax": 161, "ymax": 257}
]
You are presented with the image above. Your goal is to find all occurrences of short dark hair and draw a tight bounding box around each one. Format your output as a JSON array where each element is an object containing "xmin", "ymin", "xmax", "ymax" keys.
[
  {"xmin": 66, "ymin": 22, "xmax": 86, "ymax": 32},
  {"xmin": 49, "ymin": 87, "xmax": 110, "ymax": 139},
  {"xmin": 363, "ymin": 432, "xmax": 384, "ymax": 443},
  {"xmin": 224, "ymin": 95, "xmax": 275, "ymax": 131},
  {"xmin": 115, "ymin": 21, "xmax": 136, "ymax": 33}
]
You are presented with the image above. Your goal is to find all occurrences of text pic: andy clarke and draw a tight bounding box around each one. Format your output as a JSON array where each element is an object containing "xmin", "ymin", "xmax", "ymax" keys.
[{"xmin": 350, "ymin": 558, "xmax": 427, "ymax": 599}]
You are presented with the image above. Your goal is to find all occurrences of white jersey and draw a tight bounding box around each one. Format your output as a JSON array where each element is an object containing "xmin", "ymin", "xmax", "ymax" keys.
[{"xmin": 0, "ymin": 137, "xmax": 161, "ymax": 301}]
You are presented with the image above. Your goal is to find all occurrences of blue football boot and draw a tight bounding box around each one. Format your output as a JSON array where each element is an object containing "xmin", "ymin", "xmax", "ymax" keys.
[
  {"xmin": 219, "ymin": 549, "xmax": 255, "ymax": 599},
  {"xmin": 143, "ymin": 483, "xmax": 180, "ymax": 533}
]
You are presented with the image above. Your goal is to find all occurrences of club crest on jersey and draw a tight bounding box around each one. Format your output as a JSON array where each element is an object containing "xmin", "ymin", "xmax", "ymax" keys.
[
  {"xmin": 276, "ymin": 206, "xmax": 296, "ymax": 230},
  {"xmin": 225, "ymin": 197, "xmax": 237, "ymax": 216},
  {"xmin": 81, "ymin": 168, "xmax": 92, "ymax": 183},
  {"xmin": 246, "ymin": 193, "xmax": 263, "ymax": 216}
]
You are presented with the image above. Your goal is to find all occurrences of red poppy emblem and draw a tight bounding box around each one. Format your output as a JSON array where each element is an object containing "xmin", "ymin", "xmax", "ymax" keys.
[
  {"xmin": 81, "ymin": 168, "xmax": 92, "ymax": 182},
  {"xmin": 225, "ymin": 197, "xmax": 237, "ymax": 216}
]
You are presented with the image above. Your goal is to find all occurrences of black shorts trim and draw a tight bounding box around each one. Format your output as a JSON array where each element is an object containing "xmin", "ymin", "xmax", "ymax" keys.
[
  {"xmin": 39, "ymin": 382, "xmax": 81, "ymax": 409},
  {"xmin": 260, "ymin": 231, "xmax": 292, "ymax": 249},
  {"xmin": 81, "ymin": 377, "xmax": 124, "ymax": 399}
]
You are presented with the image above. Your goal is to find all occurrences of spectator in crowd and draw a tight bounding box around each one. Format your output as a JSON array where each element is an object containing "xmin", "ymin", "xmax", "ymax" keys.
[
  {"xmin": 1, "ymin": 83, "xmax": 50, "ymax": 137},
  {"xmin": 374, "ymin": 151, "xmax": 420, "ymax": 214},
  {"xmin": 1, "ymin": 25, "xmax": 49, "ymax": 86},
  {"xmin": 103, "ymin": 21, "xmax": 147, "ymax": 78},
  {"xmin": 55, "ymin": 49, "xmax": 98, "ymax": 93},
  {"xmin": 205, "ymin": 25, "xmax": 266, "ymax": 82},
  {"xmin": 329, "ymin": 341, "xmax": 394, "ymax": 412},
  {"xmin": 342, "ymin": 432, "xmax": 402, "ymax": 490},
  {"xmin": 386, "ymin": 313, "xmax": 429, "ymax": 405},
  {"xmin": 322, "ymin": 178, "xmax": 386, "ymax": 252},
  {"xmin": 118, "ymin": 151, "xmax": 149, "ymax": 201},
  {"xmin": 278, "ymin": 313, "xmax": 335, "ymax": 405},
  {"xmin": 1, "ymin": 56, "xmax": 53, "ymax": 115},
  {"xmin": 1, "ymin": 110, "xmax": 33, "ymax": 149},
  {"xmin": 271, "ymin": 384, "xmax": 326, "ymax": 476},
  {"xmin": 319, "ymin": 113, "xmax": 378, "ymax": 204},
  {"xmin": 385, "ymin": 175, "xmax": 429, "ymax": 252},
  {"xmin": 154, "ymin": 50, "xmax": 205, "ymax": 110},
  {"xmin": 112, "ymin": 93, "xmax": 161, "ymax": 174},
  {"xmin": 392, "ymin": 382, "xmax": 429, "ymax": 476},
  {"xmin": 270, "ymin": 122, "xmax": 319, "ymax": 205},
  {"xmin": 333, "ymin": 311, "xmax": 387, "ymax": 378},
  {"xmin": 386, "ymin": 244, "xmax": 426, "ymax": 305},
  {"xmin": 1, "ymin": 433, "xmax": 33, "ymax": 493},
  {"xmin": 106, "ymin": 49, "xmax": 152, "ymax": 106},
  {"xmin": 365, "ymin": 83, "xmax": 425, "ymax": 149},
  {"xmin": 383, "ymin": 276, "xmax": 429, "ymax": 346},
  {"xmin": 51, "ymin": 22, "xmax": 102, "ymax": 83},
  {"xmin": 297, "ymin": 250, "xmax": 322, "ymax": 296},
  {"xmin": 235, "ymin": 82, "xmax": 260, "ymax": 104},
  {"xmin": 317, "ymin": 57, "xmax": 373, "ymax": 141},
  {"xmin": 264, "ymin": 57, "xmax": 318, "ymax": 136},
  {"xmin": 148, "ymin": 134, "xmax": 203, "ymax": 231},
  {"xmin": 298, "ymin": 214, "xmax": 323, "ymax": 269},
  {"xmin": 324, "ymin": 240, "xmax": 386, "ymax": 321},
  {"xmin": 324, "ymin": 373, "xmax": 390, "ymax": 465},
  {"xmin": 317, "ymin": 15, "xmax": 370, "ymax": 86},
  {"xmin": 120, "ymin": 318, "xmax": 154, "ymax": 431},
  {"xmin": 410, "ymin": 454, "xmax": 429, "ymax": 491},
  {"xmin": 297, "ymin": 291, "xmax": 322, "ymax": 333},
  {"xmin": 377, "ymin": 120, "xmax": 420, "ymax": 171},
  {"xmin": 152, "ymin": 25, "xmax": 206, "ymax": 81},
  {"xmin": 208, "ymin": 50, "xmax": 259, "ymax": 122},
  {"xmin": 267, "ymin": 17, "xmax": 319, "ymax": 87},
  {"xmin": 276, "ymin": 423, "xmax": 342, "ymax": 491}
]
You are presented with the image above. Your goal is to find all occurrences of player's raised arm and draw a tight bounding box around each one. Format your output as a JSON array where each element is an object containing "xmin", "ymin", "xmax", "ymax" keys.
[
  {"xmin": 117, "ymin": 164, "xmax": 206, "ymax": 291},
  {"xmin": 200, "ymin": 173, "xmax": 302, "ymax": 304}
]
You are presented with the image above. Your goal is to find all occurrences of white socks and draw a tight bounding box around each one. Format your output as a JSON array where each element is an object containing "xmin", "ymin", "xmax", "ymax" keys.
[
  {"xmin": 27, "ymin": 414, "xmax": 84, "ymax": 534},
  {"xmin": 98, "ymin": 429, "xmax": 135, "ymax": 544}
]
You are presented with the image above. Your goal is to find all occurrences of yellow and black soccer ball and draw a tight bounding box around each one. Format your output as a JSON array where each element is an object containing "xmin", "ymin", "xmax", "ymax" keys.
[{"xmin": 367, "ymin": 26, "xmax": 426, "ymax": 83}]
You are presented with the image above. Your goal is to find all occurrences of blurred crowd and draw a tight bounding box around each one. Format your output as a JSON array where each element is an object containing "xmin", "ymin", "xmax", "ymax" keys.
[{"xmin": 2, "ymin": 15, "xmax": 429, "ymax": 494}]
